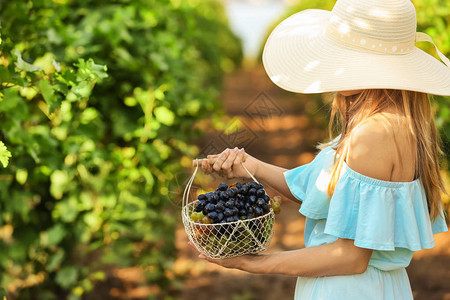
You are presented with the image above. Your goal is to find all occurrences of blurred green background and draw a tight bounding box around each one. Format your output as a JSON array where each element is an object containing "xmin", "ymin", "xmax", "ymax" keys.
[{"xmin": 0, "ymin": 0, "xmax": 448, "ymax": 299}]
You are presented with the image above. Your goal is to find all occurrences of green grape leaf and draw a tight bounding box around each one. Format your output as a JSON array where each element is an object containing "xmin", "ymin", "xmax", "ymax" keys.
[
  {"xmin": 74, "ymin": 58, "xmax": 108, "ymax": 81},
  {"xmin": 46, "ymin": 224, "xmax": 66, "ymax": 246},
  {"xmin": 0, "ymin": 66, "xmax": 12, "ymax": 82},
  {"xmin": 154, "ymin": 106, "xmax": 175, "ymax": 126},
  {"xmin": 39, "ymin": 78, "xmax": 60, "ymax": 113},
  {"xmin": 50, "ymin": 170, "xmax": 69, "ymax": 199},
  {"xmin": 55, "ymin": 266, "xmax": 78, "ymax": 288},
  {"xmin": 0, "ymin": 142, "xmax": 11, "ymax": 168},
  {"xmin": 47, "ymin": 249, "xmax": 65, "ymax": 272}
]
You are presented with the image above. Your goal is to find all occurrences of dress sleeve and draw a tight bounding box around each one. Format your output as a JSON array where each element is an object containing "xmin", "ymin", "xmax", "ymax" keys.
[
  {"xmin": 283, "ymin": 146, "xmax": 337, "ymax": 219},
  {"xmin": 323, "ymin": 162, "xmax": 448, "ymax": 251},
  {"xmin": 284, "ymin": 162, "xmax": 314, "ymax": 202}
]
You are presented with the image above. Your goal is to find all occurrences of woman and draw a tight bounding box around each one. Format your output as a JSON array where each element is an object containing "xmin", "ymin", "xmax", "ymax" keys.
[{"xmin": 191, "ymin": 0, "xmax": 449, "ymax": 299}]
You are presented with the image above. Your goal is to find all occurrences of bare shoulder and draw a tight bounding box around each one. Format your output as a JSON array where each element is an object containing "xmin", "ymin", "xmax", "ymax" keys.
[{"xmin": 347, "ymin": 117, "xmax": 395, "ymax": 181}]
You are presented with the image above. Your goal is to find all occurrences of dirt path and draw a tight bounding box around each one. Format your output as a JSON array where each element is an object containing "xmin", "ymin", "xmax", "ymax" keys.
[{"xmin": 100, "ymin": 65, "xmax": 450, "ymax": 300}]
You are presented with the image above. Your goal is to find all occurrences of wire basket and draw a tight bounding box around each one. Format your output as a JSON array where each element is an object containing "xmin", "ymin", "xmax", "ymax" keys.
[{"xmin": 182, "ymin": 159, "xmax": 275, "ymax": 259}]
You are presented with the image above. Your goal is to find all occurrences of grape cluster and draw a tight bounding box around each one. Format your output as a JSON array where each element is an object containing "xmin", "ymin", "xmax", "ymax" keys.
[{"xmin": 193, "ymin": 181, "xmax": 271, "ymax": 224}]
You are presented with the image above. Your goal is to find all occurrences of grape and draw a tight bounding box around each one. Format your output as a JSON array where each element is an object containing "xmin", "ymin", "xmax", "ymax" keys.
[
  {"xmin": 256, "ymin": 198, "xmax": 265, "ymax": 207},
  {"xmin": 208, "ymin": 211, "xmax": 218, "ymax": 222},
  {"xmin": 226, "ymin": 190, "xmax": 234, "ymax": 198},
  {"xmin": 225, "ymin": 199, "xmax": 235, "ymax": 209},
  {"xmin": 249, "ymin": 195, "xmax": 256, "ymax": 204},
  {"xmin": 217, "ymin": 212, "xmax": 224, "ymax": 222},
  {"xmin": 226, "ymin": 216, "xmax": 234, "ymax": 223},
  {"xmin": 249, "ymin": 182, "xmax": 259, "ymax": 189},
  {"xmin": 199, "ymin": 216, "xmax": 212, "ymax": 224},
  {"xmin": 231, "ymin": 207, "xmax": 239, "ymax": 216},
  {"xmin": 270, "ymin": 196, "xmax": 281, "ymax": 214},
  {"xmin": 254, "ymin": 207, "xmax": 263, "ymax": 216},
  {"xmin": 195, "ymin": 200, "xmax": 206, "ymax": 212},
  {"xmin": 207, "ymin": 192, "xmax": 215, "ymax": 200},
  {"xmin": 198, "ymin": 194, "xmax": 207, "ymax": 201},
  {"xmin": 240, "ymin": 184, "xmax": 249, "ymax": 195},
  {"xmin": 211, "ymin": 193, "xmax": 219, "ymax": 204},
  {"xmin": 235, "ymin": 200, "xmax": 244, "ymax": 209},
  {"xmin": 263, "ymin": 194, "xmax": 270, "ymax": 203},
  {"xmin": 220, "ymin": 191, "xmax": 229, "ymax": 200},
  {"xmin": 224, "ymin": 208, "xmax": 234, "ymax": 217},
  {"xmin": 218, "ymin": 182, "xmax": 228, "ymax": 191},
  {"xmin": 248, "ymin": 188, "xmax": 256, "ymax": 195},
  {"xmin": 229, "ymin": 188, "xmax": 238, "ymax": 197},
  {"xmin": 262, "ymin": 203, "xmax": 270, "ymax": 212},
  {"xmin": 236, "ymin": 194, "xmax": 244, "ymax": 201},
  {"xmin": 256, "ymin": 189, "xmax": 265, "ymax": 197},
  {"xmin": 190, "ymin": 212, "xmax": 201, "ymax": 221},
  {"xmin": 205, "ymin": 203, "xmax": 215, "ymax": 214},
  {"xmin": 239, "ymin": 209, "xmax": 247, "ymax": 217},
  {"xmin": 215, "ymin": 200, "xmax": 225, "ymax": 212},
  {"xmin": 236, "ymin": 182, "xmax": 242, "ymax": 189},
  {"xmin": 247, "ymin": 206, "xmax": 254, "ymax": 214}
]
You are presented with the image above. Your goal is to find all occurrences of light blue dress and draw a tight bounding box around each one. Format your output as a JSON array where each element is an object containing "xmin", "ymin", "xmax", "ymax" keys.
[{"xmin": 284, "ymin": 143, "xmax": 448, "ymax": 300}]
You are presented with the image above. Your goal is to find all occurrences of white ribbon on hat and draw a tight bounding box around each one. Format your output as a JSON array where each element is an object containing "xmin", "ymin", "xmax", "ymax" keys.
[
  {"xmin": 415, "ymin": 32, "xmax": 450, "ymax": 69},
  {"xmin": 326, "ymin": 24, "xmax": 450, "ymax": 69}
]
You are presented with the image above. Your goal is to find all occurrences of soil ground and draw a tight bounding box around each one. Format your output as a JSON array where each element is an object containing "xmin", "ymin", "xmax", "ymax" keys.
[{"xmin": 94, "ymin": 64, "xmax": 450, "ymax": 300}]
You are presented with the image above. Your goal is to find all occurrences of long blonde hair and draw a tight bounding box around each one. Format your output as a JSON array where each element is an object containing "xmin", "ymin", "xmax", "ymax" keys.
[{"xmin": 319, "ymin": 89, "xmax": 446, "ymax": 221}]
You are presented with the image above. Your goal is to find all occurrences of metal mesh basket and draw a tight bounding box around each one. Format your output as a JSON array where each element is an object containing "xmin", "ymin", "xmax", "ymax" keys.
[{"xmin": 182, "ymin": 160, "xmax": 275, "ymax": 259}]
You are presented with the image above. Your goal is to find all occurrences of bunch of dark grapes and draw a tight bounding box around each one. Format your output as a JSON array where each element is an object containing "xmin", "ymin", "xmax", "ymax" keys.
[{"xmin": 193, "ymin": 181, "xmax": 271, "ymax": 224}]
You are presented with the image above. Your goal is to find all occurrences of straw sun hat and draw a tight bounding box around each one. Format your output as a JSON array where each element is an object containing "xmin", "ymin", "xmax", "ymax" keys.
[{"xmin": 262, "ymin": 0, "xmax": 450, "ymax": 96}]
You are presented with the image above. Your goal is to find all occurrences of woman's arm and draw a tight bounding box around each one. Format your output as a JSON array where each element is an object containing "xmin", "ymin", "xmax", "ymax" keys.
[
  {"xmin": 190, "ymin": 238, "xmax": 373, "ymax": 277},
  {"xmin": 199, "ymin": 147, "xmax": 299, "ymax": 203},
  {"xmin": 251, "ymin": 156, "xmax": 299, "ymax": 203}
]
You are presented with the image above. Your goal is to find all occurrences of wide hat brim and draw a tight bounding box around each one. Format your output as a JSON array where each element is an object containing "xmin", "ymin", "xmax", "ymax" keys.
[{"xmin": 262, "ymin": 9, "xmax": 450, "ymax": 96}]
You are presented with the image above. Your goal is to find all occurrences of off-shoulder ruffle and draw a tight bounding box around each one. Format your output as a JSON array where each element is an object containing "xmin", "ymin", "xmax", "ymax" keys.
[{"xmin": 283, "ymin": 147, "xmax": 448, "ymax": 251}]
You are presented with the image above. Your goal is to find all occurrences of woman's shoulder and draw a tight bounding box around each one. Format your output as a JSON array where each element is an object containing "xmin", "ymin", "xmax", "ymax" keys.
[{"xmin": 347, "ymin": 116, "xmax": 397, "ymax": 182}]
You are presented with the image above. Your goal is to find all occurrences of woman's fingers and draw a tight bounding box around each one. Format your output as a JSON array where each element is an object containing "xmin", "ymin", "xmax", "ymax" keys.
[
  {"xmin": 213, "ymin": 149, "xmax": 231, "ymax": 172},
  {"xmin": 233, "ymin": 148, "xmax": 245, "ymax": 169},
  {"xmin": 201, "ymin": 158, "xmax": 212, "ymax": 174},
  {"xmin": 241, "ymin": 148, "xmax": 247, "ymax": 162},
  {"xmin": 194, "ymin": 148, "xmax": 246, "ymax": 177},
  {"xmin": 222, "ymin": 147, "xmax": 239, "ymax": 171}
]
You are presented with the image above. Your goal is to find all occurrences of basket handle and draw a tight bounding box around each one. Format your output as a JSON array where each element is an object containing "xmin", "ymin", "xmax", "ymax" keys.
[
  {"xmin": 182, "ymin": 158, "xmax": 259, "ymax": 207},
  {"xmin": 240, "ymin": 162, "xmax": 259, "ymax": 184},
  {"xmin": 182, "ymin": 159, "xmax": 199, "ymax": 208}
]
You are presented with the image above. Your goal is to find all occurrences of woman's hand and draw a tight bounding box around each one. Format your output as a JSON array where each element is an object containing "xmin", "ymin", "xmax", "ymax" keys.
[
  {"xmin": 194, "ymin": 147, "xmax": 299, "ymax": 203},
  {"xmin": 199, "ymin": 147, "xmax": 259, "ymax": 179}
]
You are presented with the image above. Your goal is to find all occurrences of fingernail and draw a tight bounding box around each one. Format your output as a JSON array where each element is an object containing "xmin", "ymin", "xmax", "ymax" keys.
[{"xmin": 198, "ymin": 254, "xmax": 206, "ymax": 259}]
